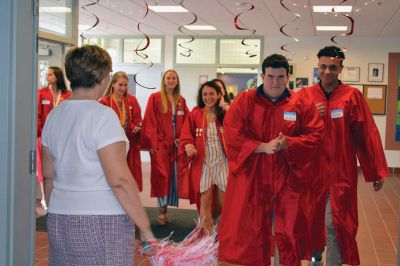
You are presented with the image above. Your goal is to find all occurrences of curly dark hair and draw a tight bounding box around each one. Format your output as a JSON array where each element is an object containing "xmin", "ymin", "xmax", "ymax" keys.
[
  {"xmin": 262, "ymin": 54, "xmax": 289, "ymax": 75},
  {"xmin": 196, "ymin": 81, "xmax": 225, "ymax": 124},
  {"xmin": 317, "ymin": 46, "xmax": 345, "ymax": 65}
]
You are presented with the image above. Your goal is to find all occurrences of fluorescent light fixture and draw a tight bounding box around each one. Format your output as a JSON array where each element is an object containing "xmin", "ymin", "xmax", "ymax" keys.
[
  {"xmin": 313, "ymin": 6, "xmax": 352, "ymax": 13},
  {"xmin": 148, "ymin": 6, "xmax": 188, "ymax": 12},
  {"xmin": 39, "ymin": 7, "xmax": 72, "ymax": 13},
  {"xmin": 316, "ymin": 26, "xmax": 347, "ymax": 31},
  {"xmin": 184, "ymin": 25, "xmax": 216, "ymax": 30}
]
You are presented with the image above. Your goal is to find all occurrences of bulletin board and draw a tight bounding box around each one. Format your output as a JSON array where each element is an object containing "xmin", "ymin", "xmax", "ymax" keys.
[{"xmin": 362, "ymin": 85, "xmax": 386, "ymax": 115}]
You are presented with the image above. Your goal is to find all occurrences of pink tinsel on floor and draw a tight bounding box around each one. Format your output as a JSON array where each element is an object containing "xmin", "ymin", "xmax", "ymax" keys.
[{"xmin": 140, "ymin": 221, "xmax": 218, "ymax": 266}]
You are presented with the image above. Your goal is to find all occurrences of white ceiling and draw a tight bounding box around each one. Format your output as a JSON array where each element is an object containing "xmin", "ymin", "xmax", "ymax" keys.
[{"xmin": 78, "ymin": 0, "xmax": 400, "ymax": 38}]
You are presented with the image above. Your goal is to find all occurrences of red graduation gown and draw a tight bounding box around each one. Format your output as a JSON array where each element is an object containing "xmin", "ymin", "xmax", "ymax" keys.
[
  {"xmin": 98, "ymin": 94, "xmax": 143, "ymax": 191},
  {"xmin": 141, "ymin": 92, "xmax": 189, "ymax": 197},
  {"xmin": 301, "ymin": 83, "xmax": 389, "ymax": 265},
  {"xmin": 179, "ymin": 108, "xmax": 227, "ymax": 208},
  {"xmin": 37, "ymin": 87, "xmax": 71, "ymax": 182},
  {"xmin": 37, "ymin": 87, "xmax": 72, "ymax": 137},
  {"xmin": 218, "ymin": 88, "xmax": 324, "ymax": 266}
]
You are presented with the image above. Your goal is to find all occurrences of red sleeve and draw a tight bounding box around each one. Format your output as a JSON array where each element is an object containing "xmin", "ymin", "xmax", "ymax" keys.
[
  {"xmin": 223, "ymin": 92, "xmax": 263, "ymax": 175},
  {"xmin": 179, "ymin": 111, "xmax": 196, "ymax": 157},
  {"xmin": 37, "ymin": 91, "xmax": 43, "ymax": 137},
  {"xmin": 284, "ymin": 95, "xmax": 324, "ymax": 167},
  {"xmin": 141, "ymin": 94, "xmax": 158, "ymax": 150},
  {"xmin": 129, "ymin": 96, "xmax": 142, "ymax": 128},
  {"xmin": 350, "ymin": 91, "xmax": 389, "ymax": 181},
  {"xmin": 98, "ymin": 97, "xmax": 108, "ymax": 106}
]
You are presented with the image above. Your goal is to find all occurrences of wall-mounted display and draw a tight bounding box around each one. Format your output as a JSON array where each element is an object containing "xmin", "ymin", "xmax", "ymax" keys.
[
  {"xmin": 341, "ymin": 67, "xmax": 360, "ymax": 82},
  {"xmin": 368, "ymin": 63, "xmax": 384, "ymax": 82},
  {"xmin": 363, "ymin": 85, "xmax": 386, "ymax": 115},
  {"xmin": 386, "ymin": 53, "xmax": 400, "ymax": 150}
]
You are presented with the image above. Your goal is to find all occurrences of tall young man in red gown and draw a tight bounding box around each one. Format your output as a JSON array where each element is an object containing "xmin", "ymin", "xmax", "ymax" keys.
[{"xmin": 302, "ymin": 46, "xmax": 389, "ymax": 266}]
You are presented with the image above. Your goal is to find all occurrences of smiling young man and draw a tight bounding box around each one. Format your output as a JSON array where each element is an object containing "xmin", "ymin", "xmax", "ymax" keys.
[
  {"xmin": 301, "ymin": 46, "xmax": 389, "ymax": 266},
  {"xmin": 218, "ymin": 54, "xmax": 324, "ymax": 266}
]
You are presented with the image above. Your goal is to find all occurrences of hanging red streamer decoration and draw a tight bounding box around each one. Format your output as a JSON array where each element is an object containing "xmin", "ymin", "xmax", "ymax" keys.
[
  {"xmin": 80, "ymin": 0, "xmax": 100, "ymax": 41},
  {"xmin": 279, "ymin": 0, "xmax": 300, "ymax": 54},
  {"xmin": 177, "ymin": 0, "xmax": 198, "ymax": 58},
  {"xmin": 234, "ymin": 3, "xmax": 258, "ymax": 58},
  {"xmin": 133, "ymin": 1, "xmax": 155, "ymax": 90},
  {"xmin": 330, "ymin": 0, "xmax": 355, "ymax": 54}
]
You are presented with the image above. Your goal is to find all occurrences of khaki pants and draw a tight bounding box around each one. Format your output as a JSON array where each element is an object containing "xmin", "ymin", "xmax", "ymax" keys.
[{"xmin": 312, "ymin": 196, "xmax": 342, "ymax": 266}]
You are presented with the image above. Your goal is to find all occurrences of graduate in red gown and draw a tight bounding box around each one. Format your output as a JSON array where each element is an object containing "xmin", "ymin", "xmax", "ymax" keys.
[
  {"xmin": 218, "ymin": 54, "xmax": 324, "ymax": 266},
  {"xmin": 99, "ymin": 71, "xmax": 143, "ymax": 191},
  {"xmin": 141, "ymin": 69, "xmax": 189, "ymax": 225},
  {"xmin": 301, "ymin": 46, "xmax": 389, "ymax": 266},
  {"xmin": 211, "ymin": 79, "xmax": 231, "ymax": 111},
  {"xmin": 37, "ymin": 66, "xmax": 71, "ymax": 210},
  {"xmin": 179, "ymin": 80, "xmax": 228, "ymax": 235}
]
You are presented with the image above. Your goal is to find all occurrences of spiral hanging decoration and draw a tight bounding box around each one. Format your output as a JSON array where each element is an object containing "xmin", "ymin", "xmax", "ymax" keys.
[
  {"xmin": 330, "ymin": 0, "xmax": 355, "ymax": 54},
  {"xmin": 80, "ymin": 0, "xmax": 100, "ymax": 41},
  {"xmin": 177, "ymin": 0, "xmax": 198, "ymax": 58},
  {"xmin": 133, "ymin": 0, "xmax": 155, "ymax": 90},
  {"xmin": 279, "ymin": 0, "xmax": 300, "ymax": 54},
  {"xmin": 234, "ymin": 3, "xmax": 258, "ymax": 58}
]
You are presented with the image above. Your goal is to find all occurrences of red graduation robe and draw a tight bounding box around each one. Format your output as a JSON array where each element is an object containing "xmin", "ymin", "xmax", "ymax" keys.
[
  {"xmin": 37, "ymin": 87, "xmax": 72, "ymax": 182},
  {"xmin": 218, "ymin": 88, "xmax": 324, "ymax": 266},
  {"xmin": 179, "ymin": 108, "xmax": 227, "ymax": 208},
  {"xmin": 99, "ymin": 94, "xmax": 143, "ymax": 191},
  {"xmin": 37, "ymin": 87, "xmax": 72, "ymax": 137},
  {"xmin": 141, "ymin": 92, "xmax": 189, "ymax": 197},
  {"xmin": 300, "ymin": 83, "xmax": 389, "ymax": 265}
]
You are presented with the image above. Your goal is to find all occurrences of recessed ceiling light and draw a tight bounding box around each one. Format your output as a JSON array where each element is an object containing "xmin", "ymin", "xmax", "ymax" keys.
[
  {"xmin": 148, "ymin": 6, "xmax": 188, "ymax": 12},
  {"xmin": 316, "ymin": 26, "xmax": 348, "ymax": 31},
  {"xmin": 39, "ymin": 7, "xmax": 72, "ymax": 13},
  {"xmin": 184, "ymin": 25, "xmax": 216, "ymax": 30},
  {"xmin": 313, "ymin": 6, "xmax": 353, "ymax": 13}
]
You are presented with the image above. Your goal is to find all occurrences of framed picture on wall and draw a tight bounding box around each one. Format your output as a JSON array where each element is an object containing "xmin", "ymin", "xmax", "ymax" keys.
[
  {"xmin": 368, "ymin": 63, "xmax": 384, "ymax": 82},
  {"xmin": 312, "ymin": 67, "xmax": 320, "ymax": 84},
  {"xmin": 341, "ymin": 67, "xmax": 360, "ymax": 82},
  {"xmin": 363, "ymin": 85, "xmax": 386, "ymax": 115},
  {"xmin": 296, "ymin": 78, "xmax": 308, "ymax": 88}
]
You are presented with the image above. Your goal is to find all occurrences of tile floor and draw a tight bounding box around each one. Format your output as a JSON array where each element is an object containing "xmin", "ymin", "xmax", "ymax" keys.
[{"xmin": 35, "ymin": 163, "xmax": 399, "ymax": 265}]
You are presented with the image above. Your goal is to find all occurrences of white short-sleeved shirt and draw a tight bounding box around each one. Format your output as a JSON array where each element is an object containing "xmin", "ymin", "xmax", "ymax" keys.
[{"xmin": 41, "ymin": 100, "xmax": 129, "ymax": 215}]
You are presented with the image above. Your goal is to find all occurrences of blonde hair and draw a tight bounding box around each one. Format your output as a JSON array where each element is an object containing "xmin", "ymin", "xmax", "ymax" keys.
[
  {"xmin": 104, "ymin": 71, "xmax": 129, "ymax": 97},
  {"xmin": 160, "ymin": 69, "xmax": 181, "ymax": 113}
]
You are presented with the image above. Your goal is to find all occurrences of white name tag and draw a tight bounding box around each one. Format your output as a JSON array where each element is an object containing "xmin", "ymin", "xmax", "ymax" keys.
[
  {"xmin": 177, "ymin": 110, "xmax": 185, "ymax": 116},
  {"xmin": 284, "ymin": 111, "xmax": 296, "ymax": 121},
  {"xmin": 331, "ymin": 109, "xmax": 343, "ymax": 119},
  {"xmin": 42, "ymin": 99, "xmax": 50, "ymax": 105}
]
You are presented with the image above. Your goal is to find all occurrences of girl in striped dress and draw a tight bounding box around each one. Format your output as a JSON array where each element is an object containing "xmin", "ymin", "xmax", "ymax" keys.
[{"xmin": 180, "ymin": 81, "xmax": 228, "ymax": 235}]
